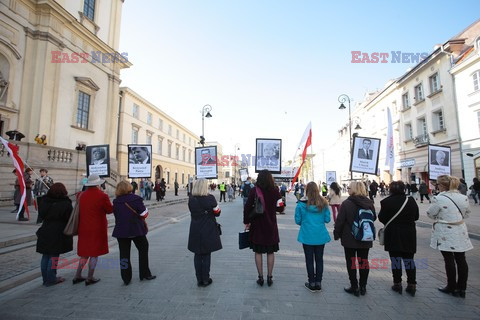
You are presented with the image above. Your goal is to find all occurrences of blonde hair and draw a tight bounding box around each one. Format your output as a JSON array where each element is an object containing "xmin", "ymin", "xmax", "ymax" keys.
[
  {"xmin": 305, "ymin": 182, "xmax": 328, "ymax": 211},
  {"xmin": 115, "ymin": 180, "xmax": 133, "ymax": 197},
  {"xmin": 349, "ymin": 181, "xmax": 368, "ymax": 197},
  {"xmin": 192, "ymin": 178, "xmax": 209, "ymax": 196},
  {"xmin": 437, "ymin": 175, "xmax": 460, "ymax": 191}
]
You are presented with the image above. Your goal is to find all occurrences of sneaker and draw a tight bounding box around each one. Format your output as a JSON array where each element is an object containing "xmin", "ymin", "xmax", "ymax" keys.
[{"xmin": 304, "ymin": 282, "xmax": 317, "ymax": 293}]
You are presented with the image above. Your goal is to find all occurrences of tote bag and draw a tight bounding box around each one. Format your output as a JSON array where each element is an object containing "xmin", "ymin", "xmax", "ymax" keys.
[
  {"xmin": 64, "ymin": 193, "xmax": 82, "ymax": 236},
  {"xmin": 239, "ymin": 230, "xmax": 250, "ymax": 250}
]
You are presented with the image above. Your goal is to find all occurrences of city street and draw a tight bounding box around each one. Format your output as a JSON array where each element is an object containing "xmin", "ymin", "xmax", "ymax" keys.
[{"xmin": 0, "ymin": 193, "xmax": 479, "ymax": 319}]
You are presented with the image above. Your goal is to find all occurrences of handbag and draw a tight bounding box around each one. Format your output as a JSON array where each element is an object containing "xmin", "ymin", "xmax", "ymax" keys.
[
  {"xmin": 216, "ymin": 222, "xmax": 222, "ymax": 235},
  {"xmin": 239, "ymin": 229, "xmax": 250, "ymax": 249},
  {"xmin": 248, "ymin": 188, "xmax": 264, "ymax": 219},
  {"xmin": 378, "ymin": 197, "xmax": 409, "ymax": 245},
  {"xmin": 125, "ymin": 203, "xmax": 148, "ymax": 233},
  {"xmin": 64, "ymin": 193, "xmax": 82, "ymax": 236}
]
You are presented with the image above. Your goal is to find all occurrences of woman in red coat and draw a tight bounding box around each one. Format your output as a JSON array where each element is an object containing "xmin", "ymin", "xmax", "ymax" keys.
[{"xmin": 73, "ymin": 175, "xmax": 113, "ymax": 286}]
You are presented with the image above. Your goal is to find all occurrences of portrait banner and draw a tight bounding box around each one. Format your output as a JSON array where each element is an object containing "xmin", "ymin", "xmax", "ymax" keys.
[
  {"xmin": 326, "ymin": 171, "xmax": 336, "ymax": 186},
  {"xmin": 128, "ymin": 144, "xmax": 152, "ymax": 178},
  {"xmin": 255, "ymin": 138, "xmax": 282, "ymax": 174},
  {"xmin": 428, "ymin": 144, "xmax": 451, "ymax": 180},
  {"xmin": 350, "ymin": 136, "xmax": 381, "ymax": 175},
  {"xmin": 239, "ymin": 168, "xmax": 249, "ymax": 182},
  {"xmin": 86, "ymin": 145, "xmax": 110, "ymax": 178},
  {"xmin": 195, "ymin": 146, "xmax": 218, "ymax": 179}
]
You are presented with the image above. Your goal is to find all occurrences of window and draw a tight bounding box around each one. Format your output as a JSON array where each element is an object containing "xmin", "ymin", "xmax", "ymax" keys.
[
  {"xmin": 225, "ymin": 171, "xmax": 230, "ymax": 178},
  {"xmin": 429, "ymin": 73, "xmax": 440, "ymax": 93},
  {"xmin": 132, "ymin": 103, "xmax": 139, "ymax": 119},
  {"xmin": 146, "ymin": 133, "xmax": 152, "ymax": 145},
  {"xmin": 414, "ymin": 84, "xmax": 424, "ymax": 102},
  {"xmin": 188, "ymin": 150, "xmax": 192, "ymax": 163},
  {"xmin": 477, "ymin": 111, "xmax": 480, "ymax": 134},
  {"xmin": 417, "ymin": 118, "xmax": 427, "ymax": 137},
  {"xmin": 132, "ymin": 127, "xmax": 139, "ymax": 143},
  {"xmin": 473, "ymin": 70, "xmax": 480, "ymax": 92},
  {"xmin": 168, "ymin": 141, "xmax": 172, "ymax": 157},
  {"xmin": 76, "ymin": 91, "xmax": 90, "ymax": 129},
  {"xmin": 147, "ymin": 112, "xmax": 152, "ymax": 125},
  {"xmin": 174, "ymin": 172, "xmax": 178, "ymax": 182},
  {"xmin": 405, "ymin": 123, "xmax": 413, "ymax": 140},
  {"xmin": 176, "ymin": 144, "xmax": 180, "ymax": 160},
  {"xmin": 167, "ymin": 171, "xmax": 170, "ymax": 184},
  {"xmin": 189, "ymin": 137, "xmax": 191, "ymax": 145},
  {"xmin": 83, "ymin": 0, "xmax": 95, "ymax": 20},
  {"xmin": 432, "ymin": 110, "xmax": 445, "ymax": 131},
  {"xmin": 182, "ymin": 173, "xmax": 185, "ymax": 184},
  {"xmin": 168, "ymin": 125, "xmax": 172, "ymax": 135},
  {"xmin": 402, "ymin": 93, "xmax": 410, "ymax": 109},
  {"xmin": 157, "ymin": 137, "xmax": 163, "ymax": 155},
  {"xmin": 183, "ymin": 133, "xmax": 186, "ymax": 143},
  {"xmin": 182, "ymin": 148, "xmax": 186, "ymax": 161},
  {"xmin": 176, "ymin": 129, "xmax": 179, "ymax": 139},
  {"xmin": 159, "ymin": 118, "xmax": 163, "ymax": 131}
]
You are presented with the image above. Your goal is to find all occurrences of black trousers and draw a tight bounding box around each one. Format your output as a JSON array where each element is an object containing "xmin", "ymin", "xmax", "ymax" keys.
[
  {"xmin": 117, "ymin": 236, "xmax": 152, "ymax": 283},
  {"xmin": 303, "ymin": 244, "xmax": 325, "ymax": 284},
  {"xmin": 344, "ymin": 247, "xmax": 370, "ymax": 288},
  {"xmin": 219, "ymin": 191, "xmax": 226, "ymax": 202},
  {"xmin": 194, "ymin": 253, "xmax": 211, "ymax": 283},
  {"xmin": 388, "ymin": 251, "xmax": 416, "ymax": 284},
  {"xmin": 441, "ymin": 251, "xmax": 468, "ymax": 291},
  {"xmin": 420, "ymin": 193, "xmax": 430, "ymax": 202}
]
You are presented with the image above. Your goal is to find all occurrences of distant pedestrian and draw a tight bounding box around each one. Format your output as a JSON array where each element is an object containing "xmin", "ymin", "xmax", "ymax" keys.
[
  {"xmin": 427, "ymin": 175, "xmax": 473, "ymax": 298},
  {"xmin": 410, "ymin": 182, "xmax": 419, "ymax": 200},
  {"xmin": 139, "ymin": 179, "xmax": 145, "ymax": 199},
  {"xmin": 144, "ymin": 179, "xmax": 152, "ymax": 200},
  {"xmin": 33, "ymin": 168, "xmax": 54, "ymax": 198},
  {"xmin": 378, "ymin": 181, "xmax": 419, "ymax": 296},
  {"xmin": 159, "ymin": 178, "xmax": 166, "ymax": 201},
  {"xmin": 334, "ymin": 181, "xmax": 376, "ymax": 296},
  {"xmin": 188, "ymin": 179, "xmax": 222, "ymax": 287},
  {"xmin": 328, "ymin": 182, "xmax": 342, "ymax": 222},
  {"xmin": 469, "ymin": 177, "xmax": 480, "ymax": 204},
  {"xmin": 241, "ymin": 177, "xmax": 254, "ymax": 206},
  {"xmin": 227, "ymin": 184, "xmax": 234, "ymax": 202},
  {"xmin": 131, "ymin": 180, "xmax": 138, "ymax": 195},
  {"xmin": 295, "ymin": 182, "xmax": 331, "ymax": 292},
  {"xmin": 15, "ymin": 168, "xmax": 34, "ymax": 221},
  {"xmin": 419, "ymin": 180, "xmax": 431, "ymax": 203},
  {"xmin": 368, "ymin": 180, "xmax": 378, "ymax": 201},
  {"xmin": 280, "ymin": 183, "xmax": 287, "ymax": 206},
  {"xmin": 113, "ymin": 180, "xmax": 155, "ymax": 285},
  {"xmin": 174, "ymin": 180, "xmax": 179, "ymax": 196},
  {"xmin": 36, "ymin": 183, "xmax": 73, "ymax": 286},
  {"xmin": 243, "ymin": 170, "xmax": 284, "ymax": 287},
  {"xmin": 321, "ymin": 183, "xmax": 328, "ymax": 197},
  {"xmin": 73, "ymin": 175, "xmax": 113, "ymax": 286},
  {"xmin": 219, "ymin": 182, "xmax": 226, "ymax": 202}
]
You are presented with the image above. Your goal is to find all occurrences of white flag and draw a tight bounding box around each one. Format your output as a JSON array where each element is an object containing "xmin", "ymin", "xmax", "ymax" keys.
[{"xmin": 385, "ymin": 107, "xmax": 394, "ymax": 176}]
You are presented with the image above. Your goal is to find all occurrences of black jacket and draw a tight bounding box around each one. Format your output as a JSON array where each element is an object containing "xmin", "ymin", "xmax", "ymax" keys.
[
  {"xmin": 36, "ymin": 196, "xmax": 73, "ymax": 255},
  {"xmin": 378, "ymin": 194, "xmax": 419, "ymax": 253},
  {"xmin": 333, "ymin": 195, "xmax": 376, "ymax": 249},
  {"xmin": 187, "ymin": 195, "xmax": 222, "ymax": 254}
]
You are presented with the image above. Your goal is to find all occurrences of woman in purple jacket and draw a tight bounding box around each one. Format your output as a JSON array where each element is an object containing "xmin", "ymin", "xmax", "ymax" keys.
[
  {"xmin": 243, "ymin": 170, "xmax": 285, "ymax": 286},
  {"xmin": 113, "ymin": 180, "xmax": 156, "ymax": 285}
]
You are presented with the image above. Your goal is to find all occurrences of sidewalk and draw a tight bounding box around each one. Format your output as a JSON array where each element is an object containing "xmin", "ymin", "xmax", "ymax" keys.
[{"xmin": 0, "ymin": 193, "xmax": 479, "ymax": 319}]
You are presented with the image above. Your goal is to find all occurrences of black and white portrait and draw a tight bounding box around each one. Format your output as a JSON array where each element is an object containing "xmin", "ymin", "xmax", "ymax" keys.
[
  {"xmin": 239, "ymin": 168, "xmax": 249, "ymax": 182},
  {"xmin": 195, "ymin": 146, "xmax": 218, "ymax": 179},
  {"xmin": 350, "ymin": 136, "xmax": 381, "ymax": 175},
  {"xmin": 86, "ymin": 145, "xmax": 110, "ymax": 177},
  {"xmin": 128, "ymin": 144, "xmax": 152, "ymax": 178},
  {"xmin": 428, "ymin": 144, "xmax": 451, "ymax": 180},
  {"xmin": 326, "ymin": 171, "xmax": 336, "ymax": 185},
  {"xmin": 255, "ymin": 138, "xmax": 282, "ymax": 173}
]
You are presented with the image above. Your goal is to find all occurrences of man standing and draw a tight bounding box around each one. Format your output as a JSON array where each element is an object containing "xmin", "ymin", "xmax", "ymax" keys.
[
  {"xmin": 219, "ymin": 182, "xmax": 226, "ymax": 202},
  {"xmin": 357, "ymin": 138, "xmax": 373, "ymax": 160},
  {"xmin": 33, "ymin": 169, "xmax": 54, "ymax": 210},
  {"xmin": 241, "ymin": 177, "xmax": 253, "ymax": 206},
  {"xmin": 174, "ymin": 180, "xmax": 179, "ymax": 196}
]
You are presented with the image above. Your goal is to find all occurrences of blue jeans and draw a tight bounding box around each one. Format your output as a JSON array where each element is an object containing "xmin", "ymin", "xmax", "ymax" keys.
[
  {"xmin": 194, "ymin": 253, "xmax": 211, "ymax": 283},
  {"xmin": 471, "ymin": 191, "xmax": 478, "ymax": 204},
  {"xmin": 302, "ymin": 244, "xmax": 325, "ymax": 284},
  {"xmin": 41, "ymin": 254, "xmax": 59, "ymax": 285}
]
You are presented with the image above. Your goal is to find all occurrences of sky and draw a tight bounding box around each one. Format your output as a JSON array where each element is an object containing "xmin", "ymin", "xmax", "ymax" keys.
[{"xmin": 119, "ymin": 0, "xmax": 480, "ymax": 169}]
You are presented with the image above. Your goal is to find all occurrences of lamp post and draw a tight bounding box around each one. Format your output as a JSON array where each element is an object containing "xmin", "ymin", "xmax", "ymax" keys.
[
  {"xmin": 233, "ymin": 143, "xmax": 240, "ymax": 184},
  {"xmin": 201, "ymin": 104, "xmax": 212, "ymax": 146},
  {"xmin": 338, "ymin": 94, "xmax": 353, "ymax": 180}
]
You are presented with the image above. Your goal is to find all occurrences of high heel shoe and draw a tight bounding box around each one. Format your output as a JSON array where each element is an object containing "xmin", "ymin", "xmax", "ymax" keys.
[
  {"xmin": 85, "ymin": 278, "xmax": 100, "ymax": 286},
  {"xmin": 140, "ymin": 275, "xmax": 156, "ymax": 281},
  {"xmin": 391, "ymin": 283, "xmax": 402, "ymax": 294},
  {"xmin": 256, "ymin": 275, "xmax": 264, "ymax": 286},
  {"xmin": 405, "ymin": 284, "xmax": 416, "ymax": 297},
  {"xmin": 267, "ymin": 276, "xmax": 273, "ymax": 287}
]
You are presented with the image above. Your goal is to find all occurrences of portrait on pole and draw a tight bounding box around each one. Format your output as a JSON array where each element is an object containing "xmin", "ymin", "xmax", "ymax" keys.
[
  {"xmin": 255, "ymin": 138, "xmax": 282, "ymax": 174},
  {"xmin": 350, "ymin": 136, "xmax": 381, "ymax": 175},
  {"xmin": 195, "ymin": 146, "xmax": 218, "ymax": 179},
  {"xmin": 86, "ymin": 145, "xmax": 110, "ymax": 178},
  {"xmin": 428, "ymin": 144, "xmax": 451, "ymax": 180},
  {"xmin": 128, "ymin": 144, "xmax": 152, "ymax": 178}
]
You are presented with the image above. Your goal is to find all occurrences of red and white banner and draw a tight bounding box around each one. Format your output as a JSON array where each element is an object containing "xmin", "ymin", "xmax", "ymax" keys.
[
  {"xmin": 0, "ymin": 137, "xmax": 29, "ymax": 220},
  {"xmin": 291, "ymin": 122, "xmax": 312, "ymax": 187}
]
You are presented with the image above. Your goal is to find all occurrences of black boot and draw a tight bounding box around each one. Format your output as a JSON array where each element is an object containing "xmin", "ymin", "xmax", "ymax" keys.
[
  {"xmin": 344, "ymin": 286, "xmax": 359, "ymax": 297},
  {"xmin": 405, "ymin": 284, "xmax": 416, "ymax": 297},
  {"xmin": 256, "ymin": 275, "xmax": 264, "ymax": 286},
  {"xmin": 391, "ymin": 282, "xmax": 402, "ymax": 294}
]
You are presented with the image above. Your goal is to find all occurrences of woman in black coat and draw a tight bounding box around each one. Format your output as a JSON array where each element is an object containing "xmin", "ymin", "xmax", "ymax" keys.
[
  {"xmin": 36, "ymin": 183, "xmax": 73, "ymax": 286},
  {"xmin": 378, "ymin": 181, "xmax": 419, "ymax": 296},
  {"xmin": 188, "ymin": 179, "xmax": 222, "ymax": 287}
]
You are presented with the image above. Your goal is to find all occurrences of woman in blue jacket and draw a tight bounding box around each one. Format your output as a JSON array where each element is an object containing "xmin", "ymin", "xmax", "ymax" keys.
[{"xmin": 295, "ymin": 182, "xmax": 331, "ymax": 292}]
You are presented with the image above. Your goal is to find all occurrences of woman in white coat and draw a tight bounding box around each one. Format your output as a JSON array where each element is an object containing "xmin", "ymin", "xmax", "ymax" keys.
[{"xmin": 427, "ymin": 175, "xmax": 473, "ymax": 298}]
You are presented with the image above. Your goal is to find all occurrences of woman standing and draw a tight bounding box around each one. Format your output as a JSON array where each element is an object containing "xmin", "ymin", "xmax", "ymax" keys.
[
  {"xmin": 159, "ymin": 178, "xmax": 167, "ymax": 201},
  {"xmin": 419, "ymin": 180, "xmax": 431, "ymax": 204},
  {"xmin": 243, "ymin": 170, "xmax": 284, "ymax": 286},
  {"xmin": 328, "ymin": 182, "xmax": 342, "ymax": 222},
  {"xmin": 188, "ymin": 179, "xmax": 222, "ymax": 287},
  {"xmin": 113, "ymin": 180, "xmax": 156, "ymax": 285},
  {"xmin": 427, "ymin": 175, "xmax": 473, "ymax": 298},
  {"xmin": 334, "ymin": 181, "xmax": 376, "ymax": 296},
  {"xmin": 73, "ymin": 175, "xmax": 113, "ymax": 286},
  {"xmin": 295, "ymin": 182, "xmax": 331, "ymax": 292},
  {"xmin": 378, "ymin": 181, "xmax": 419, "ymax": 296},
  {"xmin": 36, "ymin": 183, "xmax": 73, "ymax": 286}
]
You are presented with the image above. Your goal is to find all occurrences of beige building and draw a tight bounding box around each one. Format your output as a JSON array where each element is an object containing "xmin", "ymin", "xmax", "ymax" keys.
[{"xmin": 118, "ymin": 87, "xmax": 199, "ymax": 188}]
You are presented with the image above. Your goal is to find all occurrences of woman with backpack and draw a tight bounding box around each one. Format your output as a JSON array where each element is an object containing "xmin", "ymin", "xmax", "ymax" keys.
[
  {"xmin": 333, "ymin": 181, "xmax": 376, "ymax": 296},
  {"xmin": 378, "ymin": 181, "xmax": 419, "ymax": 296},
  {"xmin": 295, "ymin": 182, "xmax": 331, "ymax": 292}
]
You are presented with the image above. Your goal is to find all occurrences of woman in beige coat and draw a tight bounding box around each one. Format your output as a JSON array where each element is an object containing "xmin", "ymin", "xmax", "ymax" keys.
[{"xmin": 427, "ymin": 175, "xmax": 473, "ymax": 298}]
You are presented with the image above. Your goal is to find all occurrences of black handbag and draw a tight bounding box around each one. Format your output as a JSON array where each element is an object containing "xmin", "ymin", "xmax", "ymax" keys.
[
  {"xmin": 239, "ymin": 230, "xmax": 250, "ymax": 249},
  {"xmin": 216, "ymin": 222, "xmax": 222, "ymax": 235},
  {"xmin": 248, "ymin": 189, "xmax": 264, "ymax": 219}
]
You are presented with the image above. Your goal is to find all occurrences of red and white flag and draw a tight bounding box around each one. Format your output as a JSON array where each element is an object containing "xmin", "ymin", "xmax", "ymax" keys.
[
  {"xmin": 291, "ymin": 122, "xmax": 312, "ymax": 187},
  {"xmin": 0, "ymin": 137, "xmax": 29, "ymax": 220}
]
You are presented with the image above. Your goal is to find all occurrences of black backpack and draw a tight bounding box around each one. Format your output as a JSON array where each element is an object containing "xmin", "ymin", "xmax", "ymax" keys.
[{"xmin": 242, "ymin": 183, "xmax": 252, "ymax": 198}]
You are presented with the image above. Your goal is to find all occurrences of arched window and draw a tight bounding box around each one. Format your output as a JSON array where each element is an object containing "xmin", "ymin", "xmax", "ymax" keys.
[{"xmin": 0, "ymin": 53, "xmax": 10, "ymax": 104}]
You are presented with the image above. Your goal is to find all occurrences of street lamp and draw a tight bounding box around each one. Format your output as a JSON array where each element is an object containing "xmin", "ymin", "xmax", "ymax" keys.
[
  {"xmin": 233, "ymin": 143, "xmax": 240, "ymax": 184},
  {"xmin": 338, "ymin": 94, "xmax": 353, "ymax": 180},
  {"xmin": 200, "ymin": 104, "xmax": 212, "ymax": 146}
]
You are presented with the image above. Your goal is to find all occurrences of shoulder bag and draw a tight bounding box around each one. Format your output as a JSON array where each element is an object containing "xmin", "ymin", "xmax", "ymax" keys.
[
  {"xmin": 248, "ymin": 188, "xmax": 264, "ymax": 219},
  {"xmin": 378, "ymin": 197, "xmax": 409, "ymax": 245},
  {"xmin": 434, "ymin": 194, "xmax": 465, "ymax": 227},
  {"xmin": 64, "ymin": 193, "xmax": 82, "ymax": 236},
  {"xmin": 125, "ymin": 202, "xmax": 149, "ymax": 233}
]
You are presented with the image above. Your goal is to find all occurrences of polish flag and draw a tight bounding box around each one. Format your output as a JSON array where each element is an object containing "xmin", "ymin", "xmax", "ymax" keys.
[
  {"xmin": 291, "ymin": 122, "xmax": 312, "ymax": 187},
  {"xmin": 0, "ymin": 137, "xmax": 29, "ymax": 220}
]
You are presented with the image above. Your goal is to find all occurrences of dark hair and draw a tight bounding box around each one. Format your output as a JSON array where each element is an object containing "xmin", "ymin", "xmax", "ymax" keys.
[
  {"xmin": 389, "ymin": 181, "xmax": 406, "ymax": 195},
  {"xmin": 132, "ymin": 146, "xmax": 149, "ymax": 153},
  {"xmin": 256, "ymin": 170, "xmax": 275, "ymax": 191},
  {"xmin": 330, "ymin": 182, "xmax": 341, "ymax": 196},
  {"xmin": 47, "ymin": 183, "xmax": 68, "ymax": 198},
  {"xmin": 40, "ymin": 168, "xmax": 48, "ymax": 173},
  {"xmin": 363, "ymin": 138, "xmax": 371, "ymax": 144},
  {"xmin": 92, "ymin": 148, "xmax": 106, "ymax": 158}
]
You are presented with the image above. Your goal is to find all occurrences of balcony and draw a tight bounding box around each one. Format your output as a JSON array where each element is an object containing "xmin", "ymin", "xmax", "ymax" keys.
[{"xmin": 413, "ymin": 134, "xmax": 429, "ymax": 147}]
